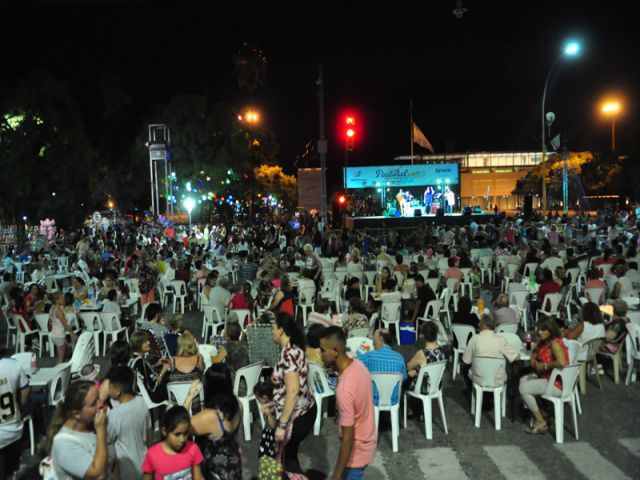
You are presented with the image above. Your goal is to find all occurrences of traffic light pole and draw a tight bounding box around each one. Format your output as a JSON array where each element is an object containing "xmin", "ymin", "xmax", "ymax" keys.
[{"xmin": 317, "ymin": 65, "xmax": 328, "ymax": 230}]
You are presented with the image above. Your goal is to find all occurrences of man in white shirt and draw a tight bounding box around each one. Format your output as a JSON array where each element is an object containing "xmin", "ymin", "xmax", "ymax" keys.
[
  {"xmin": 161, "ymin": 259, "xmax": 176, "ymax": 285},
  {"xmin": 462, "ymin": 314, "xmax": 518, "ymax": 388},
  {"xmin": 0, "ymin": 352, "xmax": 31, "ymax": 479},
  {"xmin": 210, "ymin": 277, "xmax": 232, "ymax": 321},
  {"xmin": 625, "ymin": 262, "xmax": 640, "ymax": 291}
]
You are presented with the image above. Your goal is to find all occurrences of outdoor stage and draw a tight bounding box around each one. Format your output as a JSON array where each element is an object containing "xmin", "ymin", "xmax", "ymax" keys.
[{"xmin": 343, "ymin": 212, "xmax": 492, "ymax": 230}]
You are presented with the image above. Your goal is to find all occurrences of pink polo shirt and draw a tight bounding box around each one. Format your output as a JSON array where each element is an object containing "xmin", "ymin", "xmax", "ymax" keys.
[{"xmin": 336, "ymin": 359, "xmax": 377, "ymax": 468}]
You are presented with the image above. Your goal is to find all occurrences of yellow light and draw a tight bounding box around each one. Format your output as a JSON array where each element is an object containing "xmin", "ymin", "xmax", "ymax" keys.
[{"xmin": 601, "ymin": 101, "xmax": 621, "ymax": 114}]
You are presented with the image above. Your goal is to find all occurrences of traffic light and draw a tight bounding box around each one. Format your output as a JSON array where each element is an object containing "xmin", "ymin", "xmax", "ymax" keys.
[
  {"xmin": 338, "ymin": 194, "xmax": 347, "ymax": 206},
  {"xmin": 345, "ymin": 115, "xmax": 356, "ymax": 151}
]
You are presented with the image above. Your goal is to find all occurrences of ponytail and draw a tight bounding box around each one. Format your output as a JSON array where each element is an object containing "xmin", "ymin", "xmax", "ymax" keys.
[
  {"xmin": 275, "ymin": 313, "xmax": 306, "ymax": 349},
  {"xmin": 45, "ymin": 381, "xmax": 94, "ymax": 453}
]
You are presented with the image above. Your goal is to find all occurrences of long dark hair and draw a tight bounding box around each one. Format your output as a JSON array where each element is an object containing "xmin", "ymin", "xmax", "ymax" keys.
[
  {"xmin": 275, "ymin": 312, "xmax": 306, "ymax": 348},
  {"xmin": 203, "ymin": 364, "xmax": 239, "ymax": 421},
  {"xmin": 534, "ymin": 317, "xmax": 562, "ymax": 353},
  {"xmin": 46, "ymin": 381, "xmax": 95, "ymax": 453}
]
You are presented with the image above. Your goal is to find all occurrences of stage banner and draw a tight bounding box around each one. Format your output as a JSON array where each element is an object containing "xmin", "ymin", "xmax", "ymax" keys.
[{"xmin": 344, "ymin": 164, "xmax": 459, "ymax": 189}]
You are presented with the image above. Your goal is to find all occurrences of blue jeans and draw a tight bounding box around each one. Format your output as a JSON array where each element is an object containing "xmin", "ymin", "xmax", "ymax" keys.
[{"xmin": 342, "ymin": 467, "xmax": 366, "ymax": 479}]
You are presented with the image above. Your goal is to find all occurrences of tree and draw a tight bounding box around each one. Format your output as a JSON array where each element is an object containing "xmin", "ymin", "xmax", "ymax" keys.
[
  {"xmin": 253, "ymin": 164, "xmax": 298, "ymax": 210},
  {"xmin": 0, "ymin": 69, "xmax": 95, "ymax": 228}
]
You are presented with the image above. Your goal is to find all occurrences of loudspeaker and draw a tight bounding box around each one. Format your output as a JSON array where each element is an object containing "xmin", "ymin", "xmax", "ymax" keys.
[
  {"xmin": 436, "ymin": 208, "xmax": 445, "ymax": 217},
  {"xmin": 414, "ymin": 208, "xmax": 422, "ymax": 217},
  {"xmin": 524, "ymin": 196, "xmax": 533, "ymax": 216},
  {"xmin": 463, "ymin": 205, "xmax": 472, "ymax": 216}
]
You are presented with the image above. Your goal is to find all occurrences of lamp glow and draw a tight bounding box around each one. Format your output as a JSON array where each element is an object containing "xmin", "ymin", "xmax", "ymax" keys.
[{"xmin": 564, "ymin": 41, "xmax": 580, "ymax": 56}]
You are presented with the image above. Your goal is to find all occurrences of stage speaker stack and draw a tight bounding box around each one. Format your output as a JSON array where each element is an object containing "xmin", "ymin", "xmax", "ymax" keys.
[
  {"xmin": 436, "ymin": 208, "xmax": 445, "ymax": 217},
  {"xmin": 524, "ymin": 196, "xmax": 533, "ymax": 216},
  {"xmin": 414, "ymin": 208, "xmax": 422, "ymax": 217},
  {"xmin": 463, "ymin": 205, "xmax": 472, "ymax": 216}
]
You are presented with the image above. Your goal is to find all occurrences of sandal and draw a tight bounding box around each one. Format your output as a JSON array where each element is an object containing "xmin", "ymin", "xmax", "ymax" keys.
[{"xmin": 525, "ymin": 424, "xmax": 549, "ymax": 435}]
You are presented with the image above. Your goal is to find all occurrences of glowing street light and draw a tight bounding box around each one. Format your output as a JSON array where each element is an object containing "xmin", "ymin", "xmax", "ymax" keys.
[
  {"xmin": 239, "ymin": 109, "xmax": 260, "ymax": 124},
  {"xmin": 601, "ymin": 100, "xmax": 621, "ymax": 151},
  {"xmin": 183, "ymin": 197, "xmax": 195, "ymax": 227},
  {"xmin": 540, "ymin": 39, "xmax": 582, "ymax": 213}
]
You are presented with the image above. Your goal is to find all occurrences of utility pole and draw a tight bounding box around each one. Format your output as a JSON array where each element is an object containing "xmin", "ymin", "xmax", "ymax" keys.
[{"xmin": 317, "ymin": 65, "xmax": 328, "ymax": 229}]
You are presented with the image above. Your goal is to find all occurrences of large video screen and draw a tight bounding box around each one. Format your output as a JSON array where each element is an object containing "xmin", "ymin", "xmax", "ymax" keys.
[{"xmin": 344, "ymin": 163, "xmax": 460, "ymax": 215}]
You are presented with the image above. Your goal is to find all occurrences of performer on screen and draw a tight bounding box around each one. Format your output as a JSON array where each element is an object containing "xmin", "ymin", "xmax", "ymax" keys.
[
  {"xmin": 444, "ymin": 186, "xmax": 455, "ymax": 214},
  {"xmin": 396, "ymin": 189, "xmax": 405, "ymax": 216},
  {"xmin": 403, "ymin": 190, "xmax": 413, "ymax": 216},
  {"xmin": 423, "ymin": 186, "xmax": 434, "ymax": 214}
]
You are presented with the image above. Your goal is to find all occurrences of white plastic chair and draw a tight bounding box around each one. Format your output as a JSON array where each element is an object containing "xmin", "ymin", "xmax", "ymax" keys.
[
  {"xmin": 501, "ymin": 264, "xmax": 519, "ymax": 293},
  {"xmin": 79, "ymin": 312, "xmax": 103, "ymax": 356},
  {"xmin": 403, "ymin": 361, "xmax": 448, "ymax": 439},
  {"xmin": 541, "ymin": 364, "xmax": 581, "ymax": 443},
  {"xmin": 11, "ymin": 352, "xmax": 35, "ymax": 371},
  {"xmin": 470, "ymin": 356, "xmax": 507, "ymax": 430},
  {"xmin": 169, "ymin": 280, "xmax": 188, "ymax": 314},
  {"xmin": 229, "ymin": 309, "xmax": 251, "ymax": 330},
  {"xmin": 510, "ymin": 290, "xmax": 530, "ymax": 332},
  {"xmin": 578, "ymin": 337, "xmax": 605, "ymax": 394},
  {"xmin": 536, "ymin": 293, "xmax": 563, "ymax": 321},
  {"xmin": 497, "ymin": 332, "xmax": 523, "ymax": 352},
  {"xmin": 100, "ymin": 312, "xmax": 129, "ymax": 356},
  {"xmin": 496, "ymin": 323, "xmax": 518, "ymax": 334},
  {"xmin": 2, "ymin": 306, "xmax": 18, "ymax": 347},
  {"xmin": 13, "ymin": 315, "xmax": 39, "ymax": 355},
  {"xmin": 168, "ymin": 381, "xmax": 204, "ymax": 414},
  {"xmin": 598, "ymin": 263, "xmax": 613, "ymax": 278},
  {"xmin": 625, "ymin": 323, "xmax": 640, "ymax": 386},
  {"xmin": 234, "ymin": 362, "xmax": 264, "ymax": 441},
  {"xmin": 451, "ymin": 324, "xmax": 475, "ymax": 380},
  {"xmin": 69, "ymin": 332, "xmax": 94, "ymax": 378},
  {"xmin": 445, "ymin": 277, "xmax": 460, "ymax": 311},
  {"xmin": 425, "ymin": 278, "xmax": 440, "ymax": 295},
  {"xmin": 416, "ymin": 299, "xmax": 442, "ymax": 333},
  {"xmin": 381, "ymin": 302, "xmax": 401, "ymax": 345},
  {"xmin": 372, "ymin": 373, "xmax": 403, "ymax": 452},
  {"xmin": 296, "ymin": 286, "xmax": 316, "ymax": 328},
  {"xmin": 584, "ymin": 287, "xmax": 605, "ymax": 305},
  {"xmin": 125, "ymin": 278, "xmax": 140, "ymax": 295},
  {"xmin": 308, "ymin": 363, "xmax": 336, "ymax": 435},
  {"xmin": 34, "ymin": 313, "xmax": 54, "ymax": 357},
  {"xmin": 523, "ymin": 262, "xmax": 539, "ymax": 278},
  {"xmin": 202, "ymin": 306, "xmax": 224, "ymax": 340},
  {"xmin": 136, "ymin": 373, "xmax": 169, "ymax": 430},
  {"xmin": 49, "ymin": 363, "xmax": 71, "ymax": 406},
  {"xmin": 478, "ymin": 256, "xmax": 493, "ymax": 284}
]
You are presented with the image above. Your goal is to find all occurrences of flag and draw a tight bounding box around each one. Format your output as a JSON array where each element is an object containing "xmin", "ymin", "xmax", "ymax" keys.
[{"xmin": 412, "ymin": 122, "xmax": 434, "ymax": 153}]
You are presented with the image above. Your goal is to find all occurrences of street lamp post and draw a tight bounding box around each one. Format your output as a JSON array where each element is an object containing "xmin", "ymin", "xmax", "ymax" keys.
[
  {"xmin": 541, "ymin": 41, "xmax": 580, "ymax": 214},
  {"xmin": 184, "ymin": 197, "xmax": 195, "ymax": 228},
  {"xmin": 601, "ymin": 101, "xmax": 621, "ymax": 151}
]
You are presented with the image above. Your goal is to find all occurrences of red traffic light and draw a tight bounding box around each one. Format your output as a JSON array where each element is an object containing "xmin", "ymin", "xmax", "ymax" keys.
[
  {"xmin": 338, "ymin": 194, "xmax": 347, "ymax": 205},
  {"xmin": 346, "ymin": 128, "xmax": 355, "ymax": 138}
]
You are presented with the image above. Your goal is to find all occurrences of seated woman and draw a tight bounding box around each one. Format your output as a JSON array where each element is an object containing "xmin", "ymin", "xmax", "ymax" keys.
[
  {"xmin": 72, "ymin": 276, "xmax": 89, "ymax": 302},
  {"xmin": 375, "ymin": 266, "xmax": 397, "ymax": 294},
  {"xmin": 169, "ymin": 332, "xmax": 205, "ymax": 412},
  {"xmin": 268, "ymin": 274, "xmax": 295, "ymax": 316},
  {"xmin": 342, "ymin": 297, "xmax": 370, "ymax": 334},
  {"xmin": 211, "ymin": 322, "xmax": 250, "ymax": 377},
  {"xmin": 97, "ymin": 275, "xmax": 117, "ymax": 301},
  {"xmin": 407, "ymin": 321, "xmax": 447, "ymax": 394},
  {"xmin": 564, "ymin": 301, "xmax": 605, "ymax": 361},
  {"xmin": 518, "ymin": 317, "xmax": 568, "ymax": 435},
  {"xmin": 452, "ymin": 296, "xmax": 480, "ymax": 330},
  {"xmin": 202, "ymin": 271, "xmax": 218, "ymax": 304},
  {"xmin": 603, "ymin": 299, "xmax": 630, "ymax": 353},
  {"xmin": 128, "ymin": 330, "xmax": 170, "ymax": 403}
]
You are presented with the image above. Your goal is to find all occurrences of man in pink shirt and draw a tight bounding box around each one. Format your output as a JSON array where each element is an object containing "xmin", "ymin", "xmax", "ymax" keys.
[{"xmin": 320, "ymin": 327, "xmax": 377, "ymax": 480}]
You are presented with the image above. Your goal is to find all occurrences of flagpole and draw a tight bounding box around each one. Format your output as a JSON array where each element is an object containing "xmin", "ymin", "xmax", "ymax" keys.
[{"xmin": 410, "ymin": 99, "xmax": 414, "ymax": 164}]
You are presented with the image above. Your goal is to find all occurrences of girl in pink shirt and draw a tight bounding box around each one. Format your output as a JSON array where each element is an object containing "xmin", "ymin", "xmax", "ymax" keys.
[{"xmin": 142, "ymin": 406, "xmax": 204, "ymax": 480}]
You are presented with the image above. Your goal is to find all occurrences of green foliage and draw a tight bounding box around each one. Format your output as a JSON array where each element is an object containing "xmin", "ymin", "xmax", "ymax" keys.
[
  {"xmin": 0, "ymin": 69, "xmax": 95, "ymax": 225},
  {"xmin": 253, "ymin": 164, "xmax": 298, "ymax": 209}
]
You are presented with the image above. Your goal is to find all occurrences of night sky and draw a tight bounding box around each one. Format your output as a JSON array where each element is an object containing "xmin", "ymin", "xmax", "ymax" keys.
[{"xmin": 1, "ymin": 0, "xmax": 638, "ymax": 176}]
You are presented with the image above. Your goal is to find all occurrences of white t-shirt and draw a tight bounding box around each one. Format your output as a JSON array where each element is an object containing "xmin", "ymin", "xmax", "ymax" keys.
[
  {"xmin": 0, "ymin": 358, "xmax": 29, "ymax": 449},
  {"xmin": 577, "ymin": 322, "xmax": 606, "ymax": 361}
]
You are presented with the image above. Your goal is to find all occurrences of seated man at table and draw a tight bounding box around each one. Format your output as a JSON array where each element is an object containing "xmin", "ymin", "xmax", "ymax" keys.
[
  {"xmin": 492, "ymin": 293, "xmax": 518, "ymax": 325},
  {"xmin": 357, "ymin": 328, "xmax": 407, "ymax": 406},
  {"xmin": 461, "ymin": 314, "xmax": 519, "ymax": 394},
  {"xmin": 410, "ymin": 274, "xmax": 435, "ymax": 324}
]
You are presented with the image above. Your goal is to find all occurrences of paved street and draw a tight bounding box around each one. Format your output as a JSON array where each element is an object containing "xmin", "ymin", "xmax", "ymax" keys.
[{"xmin": 18, "ymin": 297, "xmax": 640, "ymax": 480}]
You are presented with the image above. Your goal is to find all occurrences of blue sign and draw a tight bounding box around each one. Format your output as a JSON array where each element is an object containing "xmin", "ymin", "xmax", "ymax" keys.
[{"xmin": 344, "ymin": 164, "xmax": 459, "ymax": 189}]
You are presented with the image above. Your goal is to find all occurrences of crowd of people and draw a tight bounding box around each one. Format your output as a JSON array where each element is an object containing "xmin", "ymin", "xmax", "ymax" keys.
[{"xmin": 1, "ymin": 206, "xmax": 639, "ymax": 479}]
